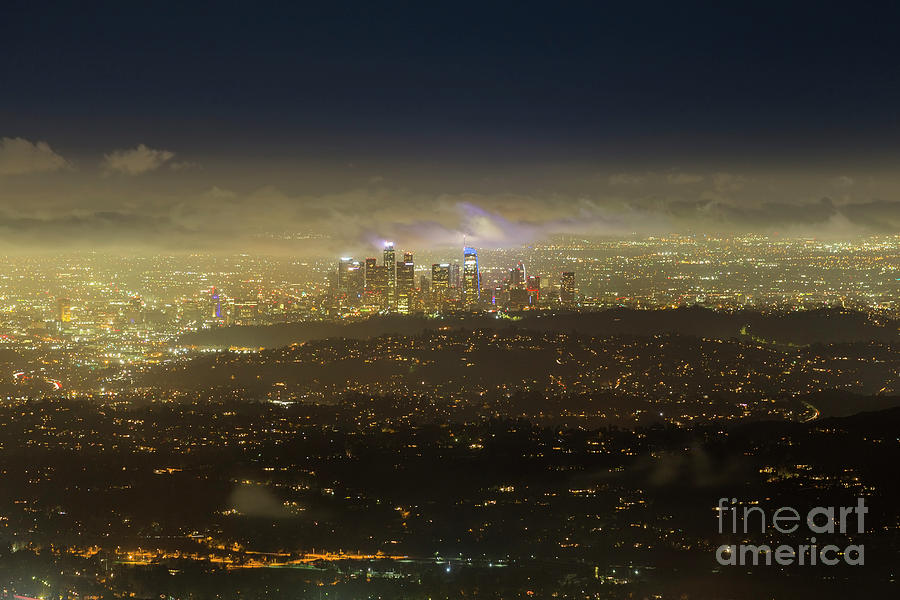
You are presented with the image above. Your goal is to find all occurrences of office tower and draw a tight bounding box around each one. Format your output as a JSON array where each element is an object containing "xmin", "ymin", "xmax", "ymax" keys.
[
  {"xmin": 233, "ymin": 301, "xmax": 259, "ymax": 324},
  {"xmin": 338, "ymin": 257, "xmax": 353, "ymax": 292},
  {"xmin": 364, "ymin": 258, "xmax": 377, "ymax": 297},
  {"xmin": 526, "ymin": 275, "xmax": 541, "ymax": 304},
  {"xmin": 432, "ymin": 263, "xmax": 450, "ymax": 291},
  {"xmin": 373, "ymin": 264, "xmax": 389, "ymax": 305},
  {"xmin": 419, "ymin": 274, "xmax": 430, "ymax": 295},
  {"xmin": 338, "ymin": 258, "xmax": 364, "ymax": 300},
  {"xmin": 348, "ymin": 260, "xmax": 364, "ymax": 298},
  {"xmin": 560, "ymin": 271, "xmax": 576, "ymax": 305},
  {"xmin": 126, "ymin": 296, "xmax": 143, "ymax": 325},
  {"xmin": 57, "ymin": 297, "xmax": 72, "ymax": 323},
  {"xmin": 397, "ymin": 252, "xmax": 415, "ymax": 314},
  {"xmin": 510, "ymin": 261, "xmax": 525, "ymax": 288},
  {"xmin": 383, "ymin": 242, "xmax": 396, "ymax": 310},
  {"xmin": 462, "ymin": 246, "xmax": 480, "ymax": 306},
  {"xmin": 450, "ymin": 263, "xmax": 461, "ymax": 289},
  {"xmin": 210, "ymin": 287, "xmax": 222, "ymax": 319}
]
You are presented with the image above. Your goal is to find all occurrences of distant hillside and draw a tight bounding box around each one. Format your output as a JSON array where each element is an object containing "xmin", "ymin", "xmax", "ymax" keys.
[
  {"xmin": 149, "ymin": 326, "xmax": 900, "ymax": 423},
  {"xmin": 178, "ymin": 307, "xmax": 898, "ymax": 349}
]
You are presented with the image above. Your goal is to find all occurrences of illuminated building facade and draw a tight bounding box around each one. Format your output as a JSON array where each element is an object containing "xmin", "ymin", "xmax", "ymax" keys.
[
  {"xmin": 364, "ymin": 258, "xmax": 377, "ymax": 298},
  {"xmin": 560, "ymin": 271, "xmax": 575, "ymax": 305},
  {"xmin": 338, "ymin": 257, "xmax": 353, "ymax": 292},
  {"xmin": 526, "ymin": 275, "xmax": 541, "ymax": 304},
  {"xmin": 432, "ymin": 263, "xmax": 450, "ymax": 291},
  {"xmin": 210, "ymin": 287, "xmax": 222, "ymax": 319},
  {"xmin": 337, "ymin": 257, "xmax": 364, "ymax": 301},
  {"xmin": 462, "ymin": 247, "xmax": 480, "ymax": 306},
  {"xmin": 510, "ymin": 262, "xmax": 525, "ymax": 288},
  {"xmin": 57, "ymin": 297, "xmax": 72, "ymax": 323},
  {"xmin": 383, "ymin": 242, "xmax": 396, "ymax": 310},
  {"xmin": 397, "ymin": 252, "xmax": 415, "ymax": 314}
]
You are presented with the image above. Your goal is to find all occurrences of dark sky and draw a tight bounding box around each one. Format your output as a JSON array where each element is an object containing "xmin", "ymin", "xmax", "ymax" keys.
[{"xmin": 1, "ymin": 1, "xmax": 900, "ymax": 251}]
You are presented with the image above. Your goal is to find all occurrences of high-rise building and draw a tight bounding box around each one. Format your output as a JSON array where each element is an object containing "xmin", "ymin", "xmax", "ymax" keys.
[
  {"xmin": 373, "ymin": 264, "xmax": 389, "ymax": 305},
  {"xmin": 233, "ymin": 301, "xmax": 259, "ymax": 324},
  {"xmin": 397, "ymin": 252, "xmax": 415, "ymax": 314},
  {"xmin": 210, "ymin": 287, "xmax": 222, "ymax": 319},
  {"xmin": 560, "ymin": 271, "xmax": 576, "ymax": 305},
  {"xmin": 57, "ymin": 298, "xmax": 72, "ymax": 323},
  {"xmin": 348, "ymin": 260, "xmax": 364, "ymax": 298},
  {"xmin": 126, "ymin": 296, "xmax": 143, "ymax": 325},
  {"xmin": 526, "ymin": 275, "xmax": 541, "ymax": 304},
  {"xmin": 364, "ymin": 258, "xmax": 377, "ymax": 297},
  {"xmin": 450, "ymin": 263, "xmax": 461, "ymax": 289},
  {"xmin": 337, "ymin": 257, "xmax": 353, "ymax": 292},
  {"xmin": 383, "ymin": 242, "xmax": 396, "ymax": 310},
  {"xmin": 510, "ymin": 262, "xmax": 526, "ymax": 288},
  {"xmin": 432, "ymin": 263, "xmax": 450, "ymax": 291},
  {"xmin": 338, "ymin": 258, "xmax": 364, "ymax": 300},
  {"xmin": 462, "ymin": 247, "xmax": 480, "ymax": 306}
]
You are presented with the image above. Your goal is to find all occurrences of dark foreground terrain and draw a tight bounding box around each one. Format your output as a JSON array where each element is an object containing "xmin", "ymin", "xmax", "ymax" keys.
[
  {"xmin": 0, "ymin": 397, "xmax": 895, "ymax": 599},
  {"xmin": 0, "ymin": 316, "xmax": 898, "ymax": 598}
]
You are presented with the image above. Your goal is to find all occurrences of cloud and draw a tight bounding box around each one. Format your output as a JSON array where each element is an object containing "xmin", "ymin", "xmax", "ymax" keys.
[
  {"xmin": 0, "ymin": 209, "xmax": 180, "ymax": 247},
  {"xmin": 203, "ymin": 186, "xmax": 237, "ymax": 199},
  {"xmin": 0, "ymin": 137, "xmax": 71, "ymax": 175},
  {"xmin": 169, "ymin": 160, "xmax": 200, "ymax": 171},
  {"xmin": 711, "ymin": 172, "xmax": 747, "ymax": 193},
  {"xmin": 666, "ymin": 172, "xmax": 704, "ymax": 185},
  {"xmin": 643, "ymin": 443, "xmax": 745, "ymax": 488},
  {"xmin": 1, "ymin": 161, "xmax": 899, "ymax": 252},
  {"xmin": 102, "ymin": 144, "xmax": 175, "ymax": 175},
  {"xmin": 227, "ymin": 484, "xmax": 292, "ymax": 519},
  {"xmin": 608, "ymin": 173, "xmax": 646, "ymax": 185}
]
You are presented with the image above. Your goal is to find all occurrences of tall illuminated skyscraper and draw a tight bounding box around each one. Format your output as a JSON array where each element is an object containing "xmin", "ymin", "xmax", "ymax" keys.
[
  {"xmin": 57, "ymin": 297, "xmax": 72, "ymax": 323},
  {"xmin": 337, "ymin": 257, "xmax": 353, "ymax": 292},
  {"xmin": 210, "ymin": 287, "xmax": 222, "ymax": 319},
  {"xmin": 510, "ymin": 261, "xmax": 526, "ymax": 288},
  {"xmin": 337, "ymin": 258, "xmax": 364, "ymax": 303},
  {"xmin": 526, "ymin": 275, "xmax": 541, "ymax": 305},
  {"xmin": 560, "ymin": 271, "xmax": 576, "ymax": 305},
  {"xmin": 432, "ymin": 263, "xmax": 450, "ymax": 291},
  {"xmin": 373, "ymin": 264, "xmax": 389, "ymax": 305},
  {"xmin": 383, "ymin": 242, "xmax": 396, "ymax": 310},
  {"xmin": 348, "ymin": 260, "xmax": 364, "ymax": 298},
  {"xmin": 462, "ymin": 247, "xmax": 480, "ymax": 306},
  {"xmin": 397, "ymin": 251, "xmax": 415, "ymax": 314},
  {"xmin": 450, "ymin": 263, "xmax": 461, "ymax": 289},
  {"xmin": 364, "ymin": 257, "xmax": 377, "ymax": 298}
]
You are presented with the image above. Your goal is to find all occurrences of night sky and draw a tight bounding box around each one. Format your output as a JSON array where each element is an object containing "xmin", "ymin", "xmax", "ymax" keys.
[{"xmin": 2, "ymin": 1, "xmax": 900, "ymax": 252}]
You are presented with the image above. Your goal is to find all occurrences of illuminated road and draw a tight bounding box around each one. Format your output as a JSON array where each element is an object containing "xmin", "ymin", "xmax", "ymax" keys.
[{"xmin": 800, "ymin": 400, "xmax": 820, "ymax": 422}]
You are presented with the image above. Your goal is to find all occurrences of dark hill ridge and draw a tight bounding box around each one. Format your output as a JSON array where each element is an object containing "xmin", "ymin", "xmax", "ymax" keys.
[
  {"xmin": 150, "ymin": 327, "xmax": 900, "ymax": 421},
  {"xmin": 178, "ymin": 307, "xmax": 898, "ymax": 350}
]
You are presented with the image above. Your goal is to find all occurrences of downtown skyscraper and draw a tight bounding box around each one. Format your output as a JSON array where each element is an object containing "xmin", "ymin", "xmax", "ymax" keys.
[
  {"xmin": 397, "ymin": 251, "xmax": 415, "ymax": 314},
  {"xmin": 383, "ymin": 242, "xmax": 397, "ymax": 310},
  {"xmin": 462, "ymin": 247, "xmax": 480, "ymax": 306}
]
